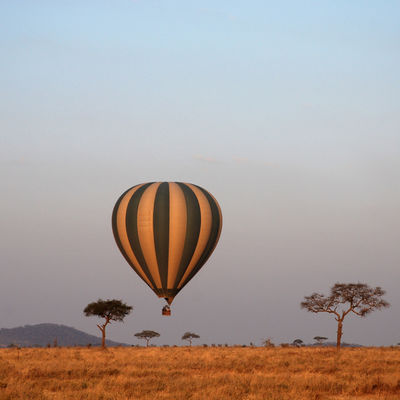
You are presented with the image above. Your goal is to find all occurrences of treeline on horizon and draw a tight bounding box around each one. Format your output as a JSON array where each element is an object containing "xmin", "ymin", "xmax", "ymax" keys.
[
  {"xmin": 81, "ymin": 282, "xmax": 392, "ymax": 351},
  {"xmin": 1, "ymin": 282, "xmax": 395, "ymax": 349}
]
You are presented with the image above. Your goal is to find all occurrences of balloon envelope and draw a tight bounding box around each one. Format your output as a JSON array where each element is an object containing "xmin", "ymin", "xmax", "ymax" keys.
[{"xmin": 112, "ymin": 182, "xmax": 222, "ymax": 304}]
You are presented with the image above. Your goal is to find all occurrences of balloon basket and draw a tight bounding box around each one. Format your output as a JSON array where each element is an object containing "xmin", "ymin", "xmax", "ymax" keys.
[{"xmin": 162, "ymin": 306, "xmax": 171, "ymax": 316}]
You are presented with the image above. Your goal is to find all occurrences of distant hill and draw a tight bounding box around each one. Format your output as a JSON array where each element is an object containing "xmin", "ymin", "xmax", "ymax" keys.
[{"xmin": 0, "ymin": 323, "xmax": 129, "ymax": 347}]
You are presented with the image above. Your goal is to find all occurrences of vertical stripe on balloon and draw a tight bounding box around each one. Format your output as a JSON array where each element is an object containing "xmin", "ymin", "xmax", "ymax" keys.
[
  {"xmin": 153, "ymin": 182, "xmax": 170, "ymax": 291},
  {"xmin": 167, "ymin": 183, "xmax": 187, "ymax": 289},
  {"xmin": 137, "ymin": 182, "xmax": 163, "ymax": 289}
]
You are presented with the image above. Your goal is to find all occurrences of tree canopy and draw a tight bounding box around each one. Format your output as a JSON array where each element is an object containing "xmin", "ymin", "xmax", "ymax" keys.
[
  {"xmin": 292, "ymin": 339, "xmax": 304, "ymax": 347},
  {"xmin": 84, "ymin": 299, "xmax": 133, "ymax": 321},
  {"xmin": 313, "ymin": 336, "xmax": 328, "ymax": 345},
  {"xmin": 134, "ymin": 330, "xmax": 160, "ymax": 347},
  {"xmin": 181, "ymin": 332, "xmax": 200, "ymax": 346}
]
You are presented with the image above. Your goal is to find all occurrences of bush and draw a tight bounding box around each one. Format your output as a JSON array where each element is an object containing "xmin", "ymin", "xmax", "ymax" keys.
[{"xmin": 263, "ymin": 338, "xmax": 275, "ymax": 348}]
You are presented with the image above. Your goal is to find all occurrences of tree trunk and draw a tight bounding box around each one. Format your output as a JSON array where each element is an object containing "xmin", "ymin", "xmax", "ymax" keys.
[
  {"xmin": 97, "ymin": 324, "xmax": 107, "ymax": 349},
  {"xmin": 146, "ymin": 339, "xmax": 149, "ymax": 347},
  {"xmin": 101, "ymin": 328, "xmax": 106, "ymax": 349},
  {"xmin": 336, "ymin": 320, "xmax": 343, "ymax": 351}
]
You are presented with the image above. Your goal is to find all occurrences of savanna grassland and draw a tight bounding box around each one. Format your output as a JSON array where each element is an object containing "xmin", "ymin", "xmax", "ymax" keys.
[{"xmin": 0, "ymin": 347, "xmax": 400, "ymax": 400}]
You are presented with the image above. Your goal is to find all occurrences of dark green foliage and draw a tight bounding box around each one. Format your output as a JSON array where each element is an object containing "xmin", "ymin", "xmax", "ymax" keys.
[
  {"xmin": 181, "ymin": 332, "xmax": 200, "ymax": 346},
  {"xmin": 313, "ymin": 336, "xmax": 328, "ymax": 345},
  {"xmin": 292, "ymin": 339, "xmax": 304, "ymax": 347},
  {"xmin": 84, "ymin": 299, "xmax": 133, "ymax": 321},
  {"xmin": 301, "ymin": 283, "xmax": 389, "ymax": 317}
]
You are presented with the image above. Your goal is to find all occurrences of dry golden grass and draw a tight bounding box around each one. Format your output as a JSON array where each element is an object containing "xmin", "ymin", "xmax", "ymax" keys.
[{"xmin": 0, "ymin": 347, "xmax": 399, "ymax": 400}]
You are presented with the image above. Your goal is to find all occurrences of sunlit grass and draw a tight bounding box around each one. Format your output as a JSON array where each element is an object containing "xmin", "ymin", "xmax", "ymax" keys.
[{"xmin": 0, "ymin": 347, "xmax": 399, "ymax": 399}]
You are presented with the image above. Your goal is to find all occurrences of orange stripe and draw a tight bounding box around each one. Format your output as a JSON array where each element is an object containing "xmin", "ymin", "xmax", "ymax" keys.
[
  {"xmin": 137, "ymin": 182, "xmax": 162, "ymax": 288},
  {"xmin": 116, "ymin": 184, "xmax": 153, "ymax": 288},
  {"xmin": 167, "ymin": 183, "xmax": 187, "ymax": 288},
  {"xmin": 177, "ymin": 183, "xmax": 212, "ymax": 288}
]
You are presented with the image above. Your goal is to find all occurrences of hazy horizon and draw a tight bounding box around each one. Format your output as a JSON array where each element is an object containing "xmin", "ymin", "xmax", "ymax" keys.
[{"xmin": 1, "ymin": 0, "xmax": 399, "ymax": 346}]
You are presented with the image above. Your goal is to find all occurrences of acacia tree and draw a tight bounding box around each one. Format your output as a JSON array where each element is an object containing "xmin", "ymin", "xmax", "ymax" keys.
[
  {"xmin": 301, "ymin": 283, "xmax": 389, "ymax": 351},
  {"xmin": 134, "ymin": 330, "xmax": 160, "ymax": 347},
  {"xmin": 292, "ymin": 339, "xmax": 304, "ymax": 347},
  {"xmin": 182, "ymin": 332, "xmax": 200, "ymax": 346},
  {"xmin": 262, "ymin": 338, "xmax": 275, "ymax": 348},
  {"xmin": 313, "ymin": 336, "xmax": 328, "ymax": 346},
  {"xmin": 84, "ymin": 299, "xmax": 133, "ymax": 349}
]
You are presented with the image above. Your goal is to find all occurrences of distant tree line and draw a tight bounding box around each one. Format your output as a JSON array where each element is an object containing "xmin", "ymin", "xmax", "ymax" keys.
[{"xmin": 81, "ymin": 282, "xmax": 390, "ymax": 350}]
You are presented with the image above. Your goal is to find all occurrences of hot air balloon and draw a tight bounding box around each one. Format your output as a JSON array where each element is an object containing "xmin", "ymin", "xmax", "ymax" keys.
[{"xmin": 112, "ymin": 182, "xmax": 222, "ymax": 315}]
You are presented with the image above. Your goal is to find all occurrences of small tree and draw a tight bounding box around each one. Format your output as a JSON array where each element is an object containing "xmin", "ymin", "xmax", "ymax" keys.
[
  {"xmin": 301, "ymin": 283, "xmax": 389, "ymax": 351},
  {"xmin": 292, "ymin": 339, "xmax": 304, "ymax": 347},
  {"xmin": 262, "ymin": 338, "xmax": 275, "ymax": 348},
  {"xmin": 181, "ymin": 332, "xmax": 200, "ymax": 346},
  {"xmin": 134, "ymin": 330, "xmax": 160, "ymax": 347},
  {"xmin": 313, "ymin": 336, "xmax": 328, "ymax": 346},
  {"xmin": 84, "ymin": 299, "xmax": 133, "ymax": 349}
]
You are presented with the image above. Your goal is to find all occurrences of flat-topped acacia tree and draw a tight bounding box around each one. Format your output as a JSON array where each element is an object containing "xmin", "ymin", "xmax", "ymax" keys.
[
  {"xmin": 313, "ymin": 336, "xmax": 328, "ymax": 346},
  {"xmin": 301, "ymin": 283, "xmax": 389, "ymax": 351},
  {"xmin": 134, "ymin": 330, "xmax": 160, "ymax": 347},
  {"xmin": 292, "ymin": 339, "xmax": 304, "ymax": 347},
  {"xmin": 182, "ymin": 332, "xmax": 200, "ymax": 347},
  {"xmin": 84, "ymin": 299, "xmax": 133, "ymax": 349}
]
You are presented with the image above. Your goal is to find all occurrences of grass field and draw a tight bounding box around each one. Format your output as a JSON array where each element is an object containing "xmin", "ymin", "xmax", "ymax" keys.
[{"xmin": 0, "ymin": 347, "xmax": 400, "ymax": 399}]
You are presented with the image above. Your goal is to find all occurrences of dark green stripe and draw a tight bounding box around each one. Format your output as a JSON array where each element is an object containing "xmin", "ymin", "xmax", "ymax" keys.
[
  {"xmin": 111, "ymin": 186, "xmax": 135, "ymax": 265},
  {"xmin": 153, "ymin": 288, "xmax": 179, "ymax": 298},
  {"xmin": 112, "ymin": 185, "xmax": 134, "ymax": 242},
  {"xmin": 178, "ymin": 186, "xmax": 222, "ymax": 290},
  {"xmin": 111, "ymin": 185, "xmax": 154, "ymax": 289},
  {"xmin": 125, "ymin": 182, "xmax": 158, "ymax": 289},
  {"xmin": 153, "ymin": 182, "xmax": 170, "ymax": 291},
  {"xmin": 172, "ymin": 183, "xmax": 201, "ymax": 288}
]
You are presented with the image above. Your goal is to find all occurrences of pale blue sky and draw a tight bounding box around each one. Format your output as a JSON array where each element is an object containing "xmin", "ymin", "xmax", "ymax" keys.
[{"xmin": 1, "ymin": 0, "xmax": 399, "ymax": 345}]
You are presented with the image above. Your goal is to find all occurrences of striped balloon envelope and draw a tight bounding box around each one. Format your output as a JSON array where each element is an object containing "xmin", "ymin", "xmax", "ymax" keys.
[{"xmin": 112, "ymin": 182, "xmax": 222, "ymax": 313}]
